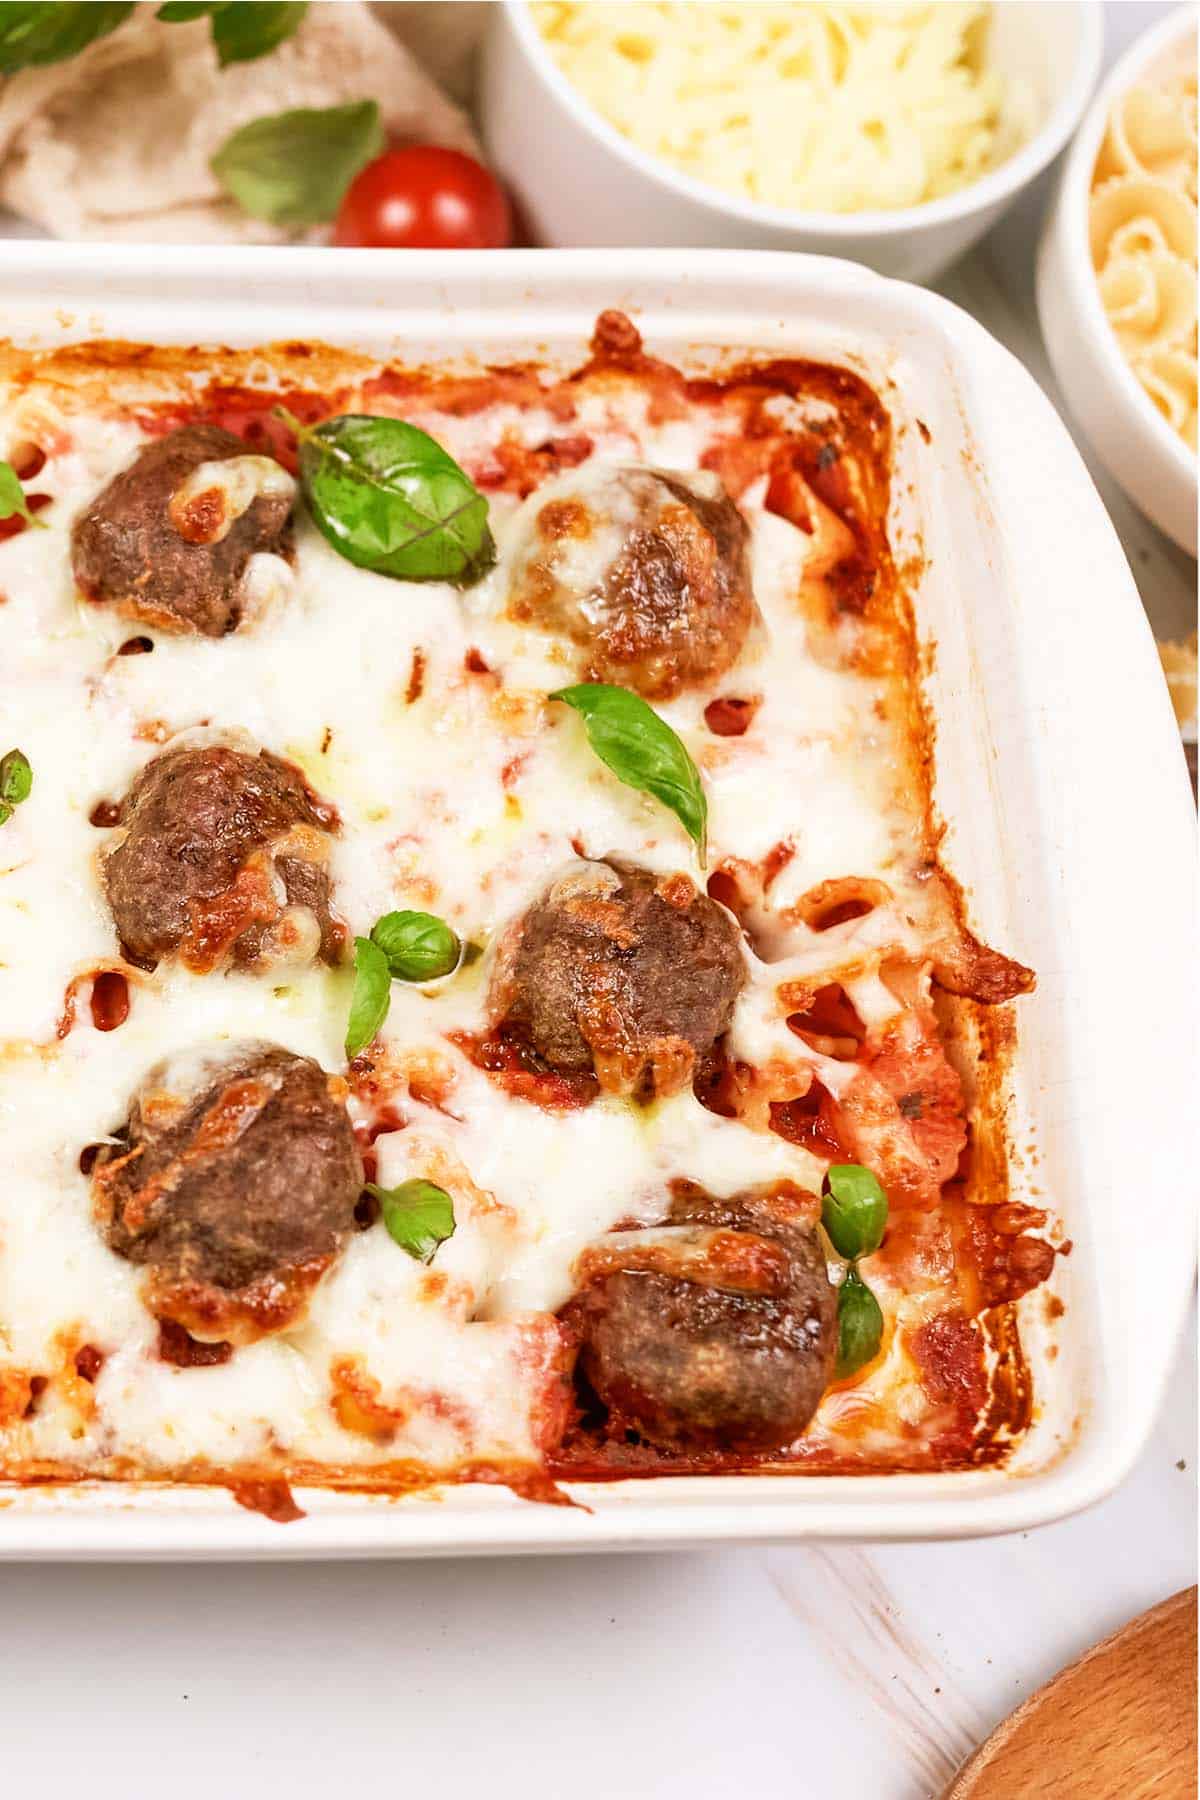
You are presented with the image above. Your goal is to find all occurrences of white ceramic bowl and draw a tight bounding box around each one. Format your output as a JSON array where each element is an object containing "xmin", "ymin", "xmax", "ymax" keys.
[
  {"xmin": 1038, "ymin": 5, "xmax": 1197, "ymax": 556},
  {"xmin": 481, "ymin": 1, "xmax": 1103, "ymax": 282}
]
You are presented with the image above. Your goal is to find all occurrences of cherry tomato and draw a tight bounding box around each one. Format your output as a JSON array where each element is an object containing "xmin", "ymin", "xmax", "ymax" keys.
[{"xmin": 333, "ymin": 146, "xmax": 512, "ymax": 250}]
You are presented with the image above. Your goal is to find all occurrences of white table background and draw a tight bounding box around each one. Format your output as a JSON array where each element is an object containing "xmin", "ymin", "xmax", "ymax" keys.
[{"xmin": 0, "ymin": 6, "xmax": 1194, "ymax": 1795}]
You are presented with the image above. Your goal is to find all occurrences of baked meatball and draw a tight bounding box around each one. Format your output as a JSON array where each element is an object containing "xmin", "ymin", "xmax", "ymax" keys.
[
  {"xmin": 489, "ymin": 859, "xmax": 745, "ymax": 1099},
  {"xmin": 91, "ymin": 1043, "xmax": 362, "ymax": 1343},
  {"xmin": 102, "ymin": 739, "xmax": 343, "ymax": 974},
  {"xmin": 72, "ymin": 423, "xmax": 295, "ymax": 636},
  {"xmin": 505, "ymin": 465, "xmax": 758, "ymax": 698},
  {"xmin": 572, "ymin": 1181, "xmax": 837, "ymax": 1451}
]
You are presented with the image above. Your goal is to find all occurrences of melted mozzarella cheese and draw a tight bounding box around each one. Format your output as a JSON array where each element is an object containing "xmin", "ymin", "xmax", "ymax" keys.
[
  {"xmin": 168, "ymin": 455, "xmax": 296, "ymax": 545},
  {"xmin": 0, "ymin": 373, "xmax": 934, "ymax": 1482}
]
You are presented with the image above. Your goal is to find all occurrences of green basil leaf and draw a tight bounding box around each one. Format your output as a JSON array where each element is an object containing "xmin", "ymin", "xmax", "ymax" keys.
[
  {"xmin": 0, "ymin": 802, "xmax": 12, "ymax": 827},
  {"xmin": 210, "ymin": 0, "xmax": 306, "ymax": 65},
  {"xmin": 370, "ymin": 910, "xmax": 460, "ymax": 983},
  {"xmin": 210, "ymin": 100, "xmax": 383, "ymax": 229},
  {"xmin": 0, "ymin": 748, "xmax": 32, "ymax": 808},
  {"xmin": 551, "ymin": 683, "xmax": 708, "ymax": 863},
  {"xmin": 0, "ymin": 460, "xmax": 45, "ymax": 528},
  {"xmin": 836, "ymin": 1268, "xmax": 884, "ymax": 1379},
  {"xmin": 367, "ymin": 1178, "xmax": 456, "ymax": 1264},
  {"xmin": 157, "ymin": 2, "xmax": 227, "ymax": 20},
  {"xmin": 159, "ymin": 1, "xmax": 307, "ymax": 63},
  {"xmin": 287, "ymin": 412, "xmax": 495, "ymax": 587},
  {"xmin": 821, "ymin": 1163, "xmax": 888, "ymax": 1261},
  {"xmin": 345, "ymin": 935, "xmax": 391, "ymax": 1059},
  {"xmin": 0, "ymin": 2, "xmax": 134, "ymax": 73}
]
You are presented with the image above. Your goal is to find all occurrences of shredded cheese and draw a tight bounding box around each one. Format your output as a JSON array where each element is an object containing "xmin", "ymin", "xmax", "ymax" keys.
[{"xmin": 532, "ymin": 1, "xmax": 1027, "ymax": 214}]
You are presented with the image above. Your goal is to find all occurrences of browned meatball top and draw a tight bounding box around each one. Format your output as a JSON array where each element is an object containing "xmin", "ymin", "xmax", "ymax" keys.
[
  {"xmin": 71, "ymin": 423, "xmax": 295, "ymax": 637},
  {"xmin": 91, "ymin": 1044, "xmax": 363, "ymax": 1344},
  {"xmin": 505, "ymin": 466, "xmax": 758, "ymax": 699},
  {"xmin": 102, "ymin": 740, "xmax": 344, "ymax": 974},
  {"xmin": 489, "ymin": 859, "xmax": 745, "ymax": 1100},
  {"xmin": 571, "ymin": 1181, "xmax": 837, "ymax": 1452}
]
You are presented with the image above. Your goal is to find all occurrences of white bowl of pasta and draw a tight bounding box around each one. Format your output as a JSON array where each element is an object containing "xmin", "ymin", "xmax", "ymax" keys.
[
  {"xmin": 1038, "ymin": 5, "xmax": 1197, "ymax": 556},
  {"xmin": 482, "ymin": 1, "xmax": 1102, "ymax": 282}
]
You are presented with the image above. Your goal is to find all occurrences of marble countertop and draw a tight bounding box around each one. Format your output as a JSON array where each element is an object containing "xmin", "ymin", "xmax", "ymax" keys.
[{"xmin": 0, "ymin": 7, "xmax": 1194, "ymax": 1796}]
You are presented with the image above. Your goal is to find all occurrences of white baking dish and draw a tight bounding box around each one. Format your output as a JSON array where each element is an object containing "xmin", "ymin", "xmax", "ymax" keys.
[{"xmin": 0, "ymin": 246, "xmax": 1193, "ymax": 1559}]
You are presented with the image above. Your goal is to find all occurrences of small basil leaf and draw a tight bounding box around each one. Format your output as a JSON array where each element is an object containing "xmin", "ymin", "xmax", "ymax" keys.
[
  {"xmin": 0, "ymin": 2, "xmax": 134, "ymax": 73},
  {"xmin": 210, "ymin": 0, "xmax": 306, "ymax": 65},
  {"xmin": 160, "ymin": 1, "xmax": 307, "ymax": 62},
  {"xmin": 370, "ymin": 910, "xmax": 460, "ymax": 983},
  {"xmin": 836, "ymin": 1268, "xmax": 884, "ymax": 1379},
  {"xmin": 0, "ymin": 748, "xmax": 32, "ymax": 808},
  {"xmin": 367, "ymin": 1179, "xmax": 456, "ymax": 1264},
  {"xmin": 821, "ymin": 1163, "xmax": 888, "ymax": 1261},
  {"xmin": 345, "ymin": 935, "xmax": 391, "ymax": 1059},
  {"xmin": 551, "ymin": 682, "xmax": 708, "ymax": 863},
  {"xmin": 157, "ymin": 3, "xmax": 228, "ymax": 20},
  {"xmin": 211, "ymin": 100, "xmax": 383, "ymax": 229},
  {"xmin": 0, "ymin": 460, "xmax": 45, "ymax": 528},
  {"xmin": 287, "ymin": 412, "xmax": 495, "ymax": 587}
]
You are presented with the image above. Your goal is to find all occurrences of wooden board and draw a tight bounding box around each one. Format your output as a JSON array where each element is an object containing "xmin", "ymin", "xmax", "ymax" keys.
[{"xmin": 945, "ymin": 1587, "xmax": 1197, "ymax": 1799}]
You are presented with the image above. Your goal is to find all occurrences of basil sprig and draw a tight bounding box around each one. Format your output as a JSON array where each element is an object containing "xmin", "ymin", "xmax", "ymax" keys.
[
  {"xmin": 836, "ymin": 1269, "xmax": 885, "ymax": 1380},
  {"xmin": 160, "ymin": 1, "xmax": 307, "ymax": 64},
  {"xmin": 551, "ymin": 683, "xmax": 708, "ymax": 863},
  {"xmin": 371, "ymin": 911, "xmax": 460, "ymax": 983},
  {"xmin": 345, "ymin": 909, "xmax": 462, "ymax": 1057},
  {"xmin": 0, "ymin": 747, "xmax": 32, "ymax": 828},
  {"xmin": 367, "ymin": 1178, "xmax": 456, "ymax": 1264},
  {"xmin": 212, "ymin": 101, "xmax": 383, "ymax": 229},
  {"xmin": 0, "ymin": 460, "xmax": 46, "ymax": 529},
  {"xmin": 280, "ymin": 410, "xmax": 495, "ymax": 587},
  {"xmin": 0, "ymin": 3, "xmax": 133, "ymax": 73},
  {"xmin": 823, "ymin": 1162, "xmax": 889, "ymax": 1379}
]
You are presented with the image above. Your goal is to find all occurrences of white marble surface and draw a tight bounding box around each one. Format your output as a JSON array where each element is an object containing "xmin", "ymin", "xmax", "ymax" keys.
[{"xmin": 0, "ymin": 6, "xmax": 1194, "ymax": 1795}]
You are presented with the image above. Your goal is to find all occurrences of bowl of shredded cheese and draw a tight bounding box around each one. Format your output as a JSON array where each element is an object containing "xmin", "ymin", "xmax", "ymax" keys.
[
  {"xmin": 1039, "ymin": 5, "xmax": 1197, "ymax": 556},
  {"xmin": 481, "ymin": 1, "xmax": 1102, "ymax": 281}
]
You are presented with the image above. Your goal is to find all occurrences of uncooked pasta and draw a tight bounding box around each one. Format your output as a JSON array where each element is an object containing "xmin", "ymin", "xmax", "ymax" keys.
[{"xmin": 1090, "ymin": 38, "xmax": 1198, "ymax": 451}]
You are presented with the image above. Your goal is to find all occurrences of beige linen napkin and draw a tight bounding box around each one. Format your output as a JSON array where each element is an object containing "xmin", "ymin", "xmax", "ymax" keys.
[{"xmin": 0, "ymin": 0, "xmax": 480, "ymax": 242}]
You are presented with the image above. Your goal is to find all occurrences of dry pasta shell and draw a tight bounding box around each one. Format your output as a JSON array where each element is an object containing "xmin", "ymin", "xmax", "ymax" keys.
[
  {"xmin": 1097, "ymin": 249, "xmax": 1197, "ymax": 354},
  {"xmin": 1088, "ymin": 173, "xmax": 1197, "ymax": 271},
  {"xmin": 1133, "ymin": 343, "xmax": 1198, "ymax": 448},
  {"xmin": 1095, "ymin": 79, "xmax": 1197, "ymax": 191}
]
